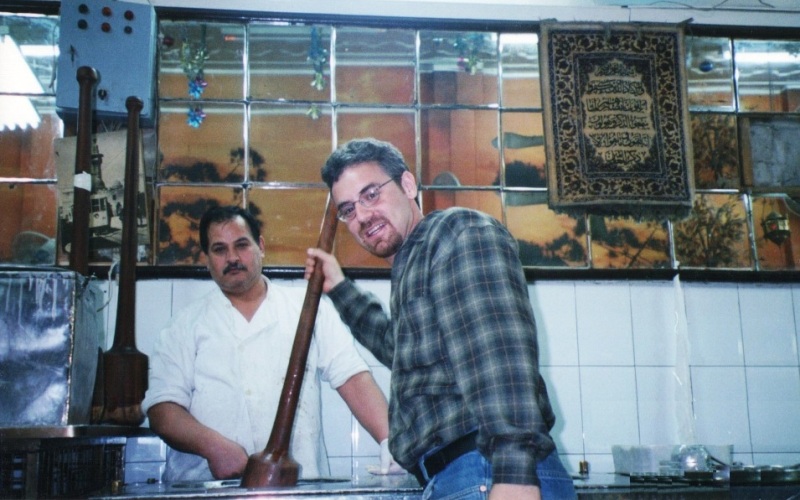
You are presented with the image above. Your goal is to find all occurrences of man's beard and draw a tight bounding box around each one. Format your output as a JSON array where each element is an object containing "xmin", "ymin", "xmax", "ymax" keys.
[{"xmin": 364, "ymin": 232, "xmax": 403, "ymax": 259}]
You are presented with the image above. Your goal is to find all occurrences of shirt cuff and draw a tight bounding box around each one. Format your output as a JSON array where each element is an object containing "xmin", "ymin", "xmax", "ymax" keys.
[{"xmin": 490, "ymin": 436, "xmax": 550, "ymax": 486}]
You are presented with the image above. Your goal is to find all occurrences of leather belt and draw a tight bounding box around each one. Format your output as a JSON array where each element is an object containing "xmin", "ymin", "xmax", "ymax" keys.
[{"xmin": 410, "ymin": 431, "xmax": 478, "ymax": 486}]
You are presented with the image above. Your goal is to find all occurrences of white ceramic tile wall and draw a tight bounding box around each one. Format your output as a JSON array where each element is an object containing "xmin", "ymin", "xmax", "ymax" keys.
[
  {"xmin": 684, "ymin": 282, "xmax": 744, "ymax": 367},
  {"xmin": 746, "ymin": 367, "xmax": 800, "ymax": 454},
  {"xmin": 690, "ymin": 366, "xmax": 751, "ymax": 455},
  {"xmin": 109, "ymin": 277, "xmax": 800, "ymax": 481},
  {"xmin": 575, "ymin": 282, "xmax": 634, "ymax": 366},
  {"xmin": 738, "ymin": 284, "xmax": 798, "ymax": 366}
]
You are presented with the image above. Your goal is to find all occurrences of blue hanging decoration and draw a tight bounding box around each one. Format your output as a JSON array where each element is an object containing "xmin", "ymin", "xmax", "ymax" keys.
[
  {"xmin": 179, "ymin": 25, "xmax": 209, "ymax": 127},
  {"xmin": 188, "ymin": 76, "xmax": 208, "ymax": 99},
  {"xmin": 187, "ymin": 106, "xmax": 206, "ymax": 128}
]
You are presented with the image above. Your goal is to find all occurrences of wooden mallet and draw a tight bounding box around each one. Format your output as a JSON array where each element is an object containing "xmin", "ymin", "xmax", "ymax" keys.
[{"xmin": 240, "ymin": 197, "xmax": 339, "ymax": 487}]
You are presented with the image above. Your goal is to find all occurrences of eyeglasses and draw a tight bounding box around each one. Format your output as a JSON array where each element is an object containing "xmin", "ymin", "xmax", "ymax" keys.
[{"xmin": 337, "ymin": 177, "xmax": 397, "ymax": 222}]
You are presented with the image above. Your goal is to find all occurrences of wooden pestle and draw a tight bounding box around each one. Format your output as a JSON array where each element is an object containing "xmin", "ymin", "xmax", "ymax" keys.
[
  {"xmin": 99, "ymin": 96, "xmax": 149, "ymax": 426},
  {"xmin": 68, "ymin": 66, "xmax": 97, "ymax": 276},
  {"xmin": 240, "ymin": 198, "xmax": 339, "ymax": 487}
]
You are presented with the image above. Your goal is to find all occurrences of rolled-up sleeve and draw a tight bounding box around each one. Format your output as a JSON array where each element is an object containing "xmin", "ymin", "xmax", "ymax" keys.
[{"xmin": 140, "ymin": 308, "xmax": 199, "ymax": 415}]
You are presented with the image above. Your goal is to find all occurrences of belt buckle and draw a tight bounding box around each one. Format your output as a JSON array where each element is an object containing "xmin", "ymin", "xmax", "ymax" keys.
[{"xmin": 410, "ymin": 464, "xmax": 429, "ymax": 487}]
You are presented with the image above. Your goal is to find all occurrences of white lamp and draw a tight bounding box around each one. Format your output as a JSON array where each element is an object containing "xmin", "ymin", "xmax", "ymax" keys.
[{"xmin": 0, "ymin": 27, "xmax": 44, "ymax": 131}]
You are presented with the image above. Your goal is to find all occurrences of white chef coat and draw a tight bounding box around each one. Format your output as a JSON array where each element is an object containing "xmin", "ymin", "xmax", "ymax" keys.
[{"xmin": 141, "ymin": 278, "xmax": 370, "ymax": 482}]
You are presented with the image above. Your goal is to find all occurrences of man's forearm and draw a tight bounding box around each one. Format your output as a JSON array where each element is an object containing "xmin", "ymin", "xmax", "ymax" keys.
[
  {"xmin": 148, "ymin": 401, "xmax": 249, "ymax": 479},
  {"xmin": 148, "ymin": 401, "xmax": 233, "ymax": 457},
  {"xmin": 336, "ymin": 371, "xmax": 390, "ymax": 443}
]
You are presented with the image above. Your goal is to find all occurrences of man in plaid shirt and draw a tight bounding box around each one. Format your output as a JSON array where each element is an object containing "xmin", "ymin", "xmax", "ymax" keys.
[{"xmin": 306, "ymin": 138, "xmax": 575, "ymax": 500}]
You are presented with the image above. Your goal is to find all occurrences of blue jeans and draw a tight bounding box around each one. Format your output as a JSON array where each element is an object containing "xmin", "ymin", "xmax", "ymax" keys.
[{"xmin": 420, "ymin": 449, "xmax": 576, "ymax": 500}]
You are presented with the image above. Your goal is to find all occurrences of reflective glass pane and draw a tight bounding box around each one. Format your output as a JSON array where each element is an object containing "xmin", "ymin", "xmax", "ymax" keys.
[
  {"xmin": 500, "ymin": 33, "xmax": 540, "ymax": 108},
  {"xmin": 419, "ymin": 30, "xmax": 498, "ymax": 106},
  {"xmin": 156, "ymin": 185, "xmax": 243, "ymax": 264},
  {"xmin": 337, "ymin": 109, "xmax": 416, "ymax": 164},
  {"xmin": 250, "ymin": 103, "xmax": 332, "ymax": 183},
  {"xmin": 685, "ymin": 37, "xmax": 734, "ymax": 110},
  {"xmin": 249, "ymin": 187, "xmax": 329, "ymax": 266},
  {"xmin": 742, "ymin": 115, "xmax": 800, "ymax": 189},
  {"xmin": 499, "ymin": 111, "xmax": 546, "ymax": 188},
  {"xmin": 1, "ymin": 15, "xmax": 59, "ymax": 95},
  {"xmin": 420, "ymin": 108, "xmax": 500, "ymax": 187},
  {"xmin": 589, "ymin": 215, "xmax": 670, "ymax": 269},
  {"xmin": 159, "ymin": 21, "xmax": 244, "ymax": 100},
  {"xmin": 506, "ymin": 202, "xmax": 588, "ymax": 268},
  {"xmin": 691, "ymin": 112, "xmax": 739, "ymax": 189},
  {"xmin": 420, "ymin": 189, "xmax": 502, "ymax": 220},
  {"xmin": 336, "ymin": 27, "xmax": 415, "ymax": 105},
  {"xmin": 673, "ymin": 193, "xmax": 752, "ymax": 269},
  {"xmin": 250, "ymin": 24, "xmax": 330, "ymax": 101},
  {"xmin": 0, "ymin": 183, "xmax": 57, "ymax": 264},
  {"xmin": 0, "ymin": 99, "xmax": 61, "ymax": 178},
  {"xmin": 752, "ymin": 194, "xmax": 800, "ymax": 270},
  {"xmin": 158, "ymin": 102, "xmax": 245, "ymax": 182},
  {"xmin": 736, "ymin": 39, "xmax": 800, "ymax": 112}
]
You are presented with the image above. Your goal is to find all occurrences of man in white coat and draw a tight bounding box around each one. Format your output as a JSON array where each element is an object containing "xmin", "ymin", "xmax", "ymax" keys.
[{"xmin": 142, "ymin": 205, "xmax": 398, "ymax": 481}]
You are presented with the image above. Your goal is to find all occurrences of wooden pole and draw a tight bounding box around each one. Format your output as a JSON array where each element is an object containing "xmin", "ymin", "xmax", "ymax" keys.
[
  {"xmin": 100, "ymin": 96, "xmax": 149, "ymax": 426},
  {"xmin": 68, "ymin": 66, "xmax": 97, "ymax": 276},
  {"xmin": 240, "ymin": 198, "xmax": 339, "ymax": 487}
]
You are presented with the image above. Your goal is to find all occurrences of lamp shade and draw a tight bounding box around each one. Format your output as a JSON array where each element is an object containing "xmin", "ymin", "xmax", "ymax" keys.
[{"xmin": 0, "ymin": 33, "xmax": 44, "ymax": 131}]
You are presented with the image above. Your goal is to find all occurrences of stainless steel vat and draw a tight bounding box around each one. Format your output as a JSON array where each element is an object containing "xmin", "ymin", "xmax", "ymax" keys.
[{"xmin": 0, "ymin": 267, "xmax": 103, "ymax": 426}]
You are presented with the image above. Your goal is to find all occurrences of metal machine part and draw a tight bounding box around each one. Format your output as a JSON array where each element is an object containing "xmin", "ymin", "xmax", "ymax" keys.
[{"xmin": 0, "ymin": 267, "xmax": 103, "ymax": 426}]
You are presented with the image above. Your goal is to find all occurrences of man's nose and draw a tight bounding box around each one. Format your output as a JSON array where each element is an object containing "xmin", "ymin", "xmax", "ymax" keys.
[{"xmin": 353, "ymin": 202, "xmax": 374, "ymax": 223}]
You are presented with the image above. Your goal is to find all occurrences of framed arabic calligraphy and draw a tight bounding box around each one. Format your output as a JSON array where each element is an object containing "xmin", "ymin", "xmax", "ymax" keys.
[{"xmin": 540, "ymin": 22, "xmax": 695, "ymax": 220}]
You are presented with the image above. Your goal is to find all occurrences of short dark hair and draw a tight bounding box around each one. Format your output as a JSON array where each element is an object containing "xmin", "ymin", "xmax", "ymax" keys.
[
  {"xmin": 199, "ymin": 205, "xmax": 261, "ymax": 254},
  {"xmin": 321, "ymin": 138, "xmax": 409, "ymax": 188}
]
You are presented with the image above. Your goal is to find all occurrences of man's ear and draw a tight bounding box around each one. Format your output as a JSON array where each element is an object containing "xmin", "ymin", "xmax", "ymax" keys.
[
  {"xmin": 258, "ymin": 236, "xmax": 266, "ymax": 258},
  {"xmin": 400, "ymin": 170, "xmax": 418, "ymax": 199}
]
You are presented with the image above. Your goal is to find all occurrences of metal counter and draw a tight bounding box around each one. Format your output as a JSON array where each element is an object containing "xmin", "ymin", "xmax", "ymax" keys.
[
  {"xmin": 83, "ymin": 471, "xmax": 800, "ymax": 499},
  {"xmin": 90, "ymin": 476, "xmax": 423, "ymax": 500},
  {"xmin": 0, "ymin": 425, "xmax": 153, "ymax": 440}
]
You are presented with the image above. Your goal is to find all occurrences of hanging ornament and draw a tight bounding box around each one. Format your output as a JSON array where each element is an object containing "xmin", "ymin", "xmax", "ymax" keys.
[
  {"xmin": 307, "ymin": 26, "xmax": 329, "ymax": 91},
  {"xmin": 762, "ymin": 211, "xmax": 791, "ymax": 246},
  {"xmin": 454, "ymin": 33, "xmax": 487, "ymax": 75},
  {"xmin": 187, "ymin": 106, "xmax": 206, "ymax": 128},
  {"xmin": 177, "ymin": 26, "xmax": 209, "ymax": 127},
  {"xmin": 306, "ymin": 104, "xmax": 321, "ymax": 120}
]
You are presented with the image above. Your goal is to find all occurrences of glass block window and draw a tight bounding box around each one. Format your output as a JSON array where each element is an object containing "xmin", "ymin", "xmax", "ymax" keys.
[
  {"xmin": 4, "ymin": 7, "xmax": 798, "ymax": 274},
  {"xmin": 153, "ymin": 19, "xmax": 800, "ymax": 272},
  {"xmin": 0, "ymin": 14, "xmax": 61, "ymax": 265}
]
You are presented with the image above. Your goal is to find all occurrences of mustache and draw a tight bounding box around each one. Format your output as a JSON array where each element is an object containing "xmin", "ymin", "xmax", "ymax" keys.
[
  {"xmin": 223, "ymin": 262, "xmax": 247, "ymax": 274},
  {"xmin": 360, "ymin": 215, "xmax": 382, "ymax": 231}
]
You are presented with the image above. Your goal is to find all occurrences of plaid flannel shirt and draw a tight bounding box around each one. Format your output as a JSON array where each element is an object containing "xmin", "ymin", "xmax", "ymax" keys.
[{"xmin": 328, "ymin": 207, "xmax": 556, "ymax": 486}]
